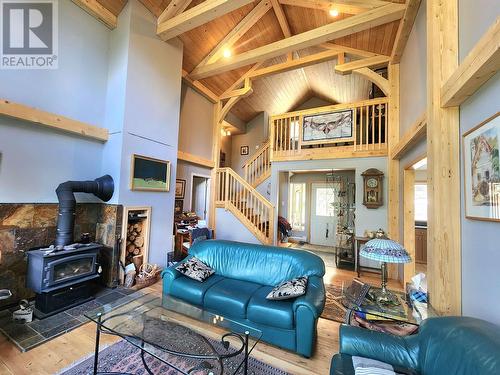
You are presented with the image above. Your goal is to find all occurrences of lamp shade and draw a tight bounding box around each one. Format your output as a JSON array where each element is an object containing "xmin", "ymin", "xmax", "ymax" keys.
[{"xmin": 360, "ymin": 238, "xmax": 411, "ymax": 264}]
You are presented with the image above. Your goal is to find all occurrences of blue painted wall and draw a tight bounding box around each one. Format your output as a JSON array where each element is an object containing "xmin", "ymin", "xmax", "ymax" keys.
[{"xmin": 459, "ymin": 0, "xmax": 500, "ymax": 324}]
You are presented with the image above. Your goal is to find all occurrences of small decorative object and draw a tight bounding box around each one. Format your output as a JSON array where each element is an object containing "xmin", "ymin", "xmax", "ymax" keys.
[
  {"xmin": 463, "ymin": 112, "xmax": 500, "ymax": 221},
  {"xmin": 302, "ymin": 110, "xmax": 353, "ymax": 144},
  {"xmin": 220, "ymin": 150, "xmax": 226, "ymax": 167},
  {"xmin": 176, "ymin": 257, "xmax": 214, "ymax": 282},
  {"xmin": 135, "ymin": 263, "xmax": 162, "ymax": 289},
  {"xmin": 375, "ymin": 228, "xmax": 386, "ymax": 238},
  {"xmin": 360, "ymin": 237, "xmax": 411, "ymax": 305},
  {"xmin": 174, "ymin": 199, "xmax": 183, "ymax": 214},
  {"xmin": 175, "ymin": 179, "xmax": 186, "ymax": 199},
  {"xmin": 362, "ymin": 168, "xmax": 384, "ymax": 208},
  {"xmin": 240, "ymin": 145, "xmax": 249, "ymax": 155},
  {"xmin": 80, "ymin": 232, "xmax": 91, "ymax": 243},
  {"xmin": 266, "ymin": 276, "xmax": 308, "ymax": 300},
  {"xmin": 130, "ymin": 154, "xmax": 170, "ymax": 192},
  {"xmin": 12, "ymin": 299, "xmax": 33, "ymax": 323}
]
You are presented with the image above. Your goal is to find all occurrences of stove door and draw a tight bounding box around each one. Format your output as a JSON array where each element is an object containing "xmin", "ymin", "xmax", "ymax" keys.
[{"xmin": 46, "ymin": 254, "xmax": 97, "ymax": 288}]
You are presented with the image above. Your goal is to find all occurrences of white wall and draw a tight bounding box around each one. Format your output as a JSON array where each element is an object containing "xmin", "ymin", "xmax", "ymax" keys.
[
  {"xmin": 0, "ymin": 1, "xmax": 110, "ymax": 203},
  {"xmin": 458, "ymin": 0, "xmax": 500, "ymax": 324},
  {"xmin": 216, "ymin": 208, "xmax": 261, "ymax": 244}
]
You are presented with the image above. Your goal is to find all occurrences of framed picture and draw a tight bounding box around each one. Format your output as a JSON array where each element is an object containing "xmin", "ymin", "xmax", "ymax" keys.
[
  {"xmin": 130, "ymin": 154, "xmax": 170, "ymax": 192},
  {"xmin": 174, "ymin": 199, "xmax": 183, "ymax": 214},
  {"xmin": 175, "ymin": 179, "xmax": 186, "ymax": 199},
  {"xmin": 240, "ymin": 146, "xmax": 249, "ymax": 155},
  {"xmin": 463, "ymin": 112, "xmax": 500, "ymax": 222},
  {"xmin": 302, "ymin": 109, "xmax": 353, "ymax": 145}
]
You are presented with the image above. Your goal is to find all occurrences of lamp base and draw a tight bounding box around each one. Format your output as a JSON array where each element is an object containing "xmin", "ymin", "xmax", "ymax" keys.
[{"xmin": 372, "ymin": 288, "xmax": 400, "ymax": 306}]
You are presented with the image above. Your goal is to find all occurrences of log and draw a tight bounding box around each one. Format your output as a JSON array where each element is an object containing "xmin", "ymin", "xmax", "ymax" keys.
[
  {"xmin": 133, "ymin": 248, "xmax": 140, "ymax": 255},
  {"xmin": 134, "ymin": 237, "xmax": 144, "ymax": 247},
  {"xmin": 127, "ymin": 244, "xmax": 135, "ymax": 253}
]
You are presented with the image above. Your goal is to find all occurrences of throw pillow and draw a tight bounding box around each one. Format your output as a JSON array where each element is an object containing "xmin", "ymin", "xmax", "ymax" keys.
[
  {"xmin": 175, "ymin": 257, "xmax": 214, "ymax": 282},
  {"xmin": 266, "ymin": 276, "xmax": 308, "ymax": 300}
]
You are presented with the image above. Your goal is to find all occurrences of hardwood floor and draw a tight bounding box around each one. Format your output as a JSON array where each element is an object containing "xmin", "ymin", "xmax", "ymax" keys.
[{"xmin": 0, "ymin": 266, "xmax": 402, "ymax": 375}]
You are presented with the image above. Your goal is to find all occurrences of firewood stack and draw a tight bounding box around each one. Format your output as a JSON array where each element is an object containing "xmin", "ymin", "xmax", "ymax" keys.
[{"xmin": 125, "ymin": 222, "xmax": 144, "ymax": 265}]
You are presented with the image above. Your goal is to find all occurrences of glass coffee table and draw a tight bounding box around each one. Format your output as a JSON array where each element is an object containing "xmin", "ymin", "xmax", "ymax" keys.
[{"xmin": 85, "ymin": 293, "xmax": 262, "ymax": 375}]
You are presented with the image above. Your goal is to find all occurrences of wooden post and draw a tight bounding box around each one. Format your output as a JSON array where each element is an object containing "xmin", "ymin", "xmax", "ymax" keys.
[
  {"xmin": 387, "ymin": 63, "xmax": 400, "ymax": 280},
  {"xmin": 427, "ymin": 0, "xmax": 461, "ymax": 315},
  {"xmin": 209, "ymin": 102, "xmax": 223, "ymax": 231},
  {"xmin": 403, "ymin": 169, "xmax": 416, "ymax": 286}
]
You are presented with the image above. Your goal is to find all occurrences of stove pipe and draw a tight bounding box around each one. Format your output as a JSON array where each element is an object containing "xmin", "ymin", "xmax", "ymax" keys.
[{"xmin": 55, "ymin": 175, "xmax": 114, "ymax": 248}]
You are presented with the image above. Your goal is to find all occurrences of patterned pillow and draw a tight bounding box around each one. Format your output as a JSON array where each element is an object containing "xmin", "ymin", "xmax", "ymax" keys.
[
  {"xmin": 266, "ymin": 276, "xmax": 308, "ymax": 300},
  {"xmin": 175, "ymin": 257, "xmax": 214, "ymax": 282}
]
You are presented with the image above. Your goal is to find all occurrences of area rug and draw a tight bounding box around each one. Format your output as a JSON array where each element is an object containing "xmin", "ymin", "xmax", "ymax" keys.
[
  {"xmin": 59, "ymin": 319, "xmax": 290, "ymax": 375},
  {"xmin": 321, "ymin": 282, "xmax": 347, "ymax": 323}
]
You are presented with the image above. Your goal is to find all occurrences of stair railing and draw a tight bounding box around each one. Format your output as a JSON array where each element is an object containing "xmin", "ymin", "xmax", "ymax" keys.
[{"xmin": 242, "ymin": 140, "xmax": 271, "ymax": 187}]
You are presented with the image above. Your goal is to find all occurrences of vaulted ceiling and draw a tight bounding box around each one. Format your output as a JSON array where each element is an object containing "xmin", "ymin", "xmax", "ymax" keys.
[{"xmin": 88, "ymin": 0, "xmax": 409, "ymax": 122}]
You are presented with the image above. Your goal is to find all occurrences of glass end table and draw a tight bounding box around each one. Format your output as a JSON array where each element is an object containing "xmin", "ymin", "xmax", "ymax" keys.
[{"xmin": 85, "ymin": 293, "xmax": 262, "ymax": 375}]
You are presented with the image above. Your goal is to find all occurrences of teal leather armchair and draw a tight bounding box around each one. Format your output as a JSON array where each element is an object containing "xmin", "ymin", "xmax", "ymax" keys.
[
  {"xmin": 330, "ymin": 317, "xmax": 500, "ymax": 375},
  {"xmin": 162, "ymin": 240, "xmax": 326, "ymax": 357}
]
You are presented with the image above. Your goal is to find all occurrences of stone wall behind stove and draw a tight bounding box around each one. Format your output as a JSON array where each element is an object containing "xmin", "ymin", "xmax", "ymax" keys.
[{"xmin": 0, "ymin": 203, "xmax": 123, "ymax": 309}]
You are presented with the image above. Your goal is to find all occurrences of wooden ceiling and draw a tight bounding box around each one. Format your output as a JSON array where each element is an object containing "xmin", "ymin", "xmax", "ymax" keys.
[{"xmin": 92, "ymin": 0, "xmax": 408, "ymax": 122}]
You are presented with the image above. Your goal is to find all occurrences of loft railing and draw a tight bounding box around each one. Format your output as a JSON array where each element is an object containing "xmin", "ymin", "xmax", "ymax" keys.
[
  {"xmin": 243, "ymin": 140, "xmax": 271, "ymax": 187},
  {"xmin": 270, "ymin": 98, "xmax": 389, "ymax": 161},
  {"xmin": 216, "ymin": 168, "xmax": 274, "ymax": 244}
]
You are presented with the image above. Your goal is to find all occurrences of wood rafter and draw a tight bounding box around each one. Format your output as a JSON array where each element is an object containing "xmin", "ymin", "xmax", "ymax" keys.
[
  {"xmin": 182, "ymin": 70, "xmax": 219, "ymax": 103},
  {"xmin": 278, "ymin": 0, "xmax": 389, "ymax": 15},
  {"xmin": 271, "ymin": 0, "xmax": 292, "ymax": 37},
  {"xmin": 222, "ymin": 62, "xmax": 264, "ymax": 96},
  {"xmin": 335, "ymin": 55, "xmax": 390, "ymax": 74},
  {"xmin": 0, "ymin": 99, "xmax": 108, "ymax": 142},
  {"xmin": 441, "ymin": 16, "xmax": 500, "ymax": 108},
  {"xmin": 391, "ymin": 0, "xmax": 422, "ymax": 64},
  {"xmin": 72, "ymin": 0, "xmax": 117, "ymax": 29},
  {"xmin": 391, "ymin": 112, "xmax": 427, "ymax": 160},
  {"xmin": 353, "ymin": 67, "xmax": 390, "ymax": 96},
  {"xmin": 189, "ymin": 3, "xmax": 405, "ymax": 80},
  {"xmin": 195, "ymin": 1, "xmax": 272, "ymax": 69},
  {"xmin": 157, "ymin": 0, "xmax": 255, "ymax": 41},
  {"xmin": 219, "ymin": 78, "xmax": 253, "ymax": 99},
  {"xmin": 219, "ymin": 97, "xmax": 242, "ymax": 122},
  {"xmin": 157, "ymin": 0, "xmax": 194, "ymax": 24},
  {"xmin": 321, "ymin": 43, "xmax": 378, "ymax": 58}
]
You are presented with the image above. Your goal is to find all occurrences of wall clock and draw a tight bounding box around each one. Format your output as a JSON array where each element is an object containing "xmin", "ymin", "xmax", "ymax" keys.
[{"xmin": 361, "ymin": 168, "xmax": 384, "ymax": 209}]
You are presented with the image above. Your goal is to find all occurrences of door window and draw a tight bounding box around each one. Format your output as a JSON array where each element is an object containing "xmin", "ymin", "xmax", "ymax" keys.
[
  {"xmin": 289, "ymin": 183, "xmax": 306, "ymax": 231},
  {"xmin": 315, "ymin": 187, "xmax": 336, "ymax": 217}
]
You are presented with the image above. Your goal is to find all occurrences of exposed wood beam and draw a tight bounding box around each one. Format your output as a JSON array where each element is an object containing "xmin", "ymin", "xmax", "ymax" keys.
[
  {"xmin": 441, "ymin": 16, "xmax": 500, "ymax": 108},
  {"xmin": 391, "ymin": 113, "xmax": 427, "ymax": 160},
  {"xmin": 219, "ymin": 78, "xmax": 253, "ymax": 100},
  {"xmin": 222, "ymin": 62, "xmax": 264, "ymax": 96},
  {"xmin": 391, "ymin": 0, "xmax": 422, "ymax": 64},
  {"xmin": 72, "ymin": 0, "xmax": 117, "ymax": 29},
  {"xmin": 219, "ymin": 97, "xmax": 242, "ymax": 122},
  {"xmin": 177, "ymin": 150, "xmax": 215, "ymax": 168},
  {"xmin": 182, "ymin": 70, "xmax": 219, "ymax": 104},
  {"xmin": 196, "ymin": 1, "xmax": 272, "ymax": 68},
  {"xmin": 279, "ymin": 0, "xmax": 389, "ymax": 15},
  {"xmin": 403, "ymin": 168, "xmax": 416, "ymax": 286},
  {"xmin": 0, "ymin": 99, "xmax": 108, "ymax": 142},
  {"xmin": 337, "ymin": 52, "xmax": 345, "ymax": 65},
  {"xmin": 321, "ymin": 43, "xmax": 378, "ymax": 58},
  {"xmin": 335, "ymin": 55, "xmax": 390, "ymax": 74},
  {"xmin": 157, "ymin": 0, "xmax": 255, "ymax": 41},
  {"xmin": 271, "ymin": 0, "xmax": 292, "ymax": 37},
  {"xmin": 158, "ymin": 0, "xmax": 194, "ymax": 25},
  {"xmin": 250, "ymin": 49, "xmax": 341, "ymax": 79},
  {"xmin": 190, "ymin": 3, "xmax": 405, "ymax": 79},
  {"xmin": 353, "ymin": 67, "xmax": 390, "ymax": 96}
]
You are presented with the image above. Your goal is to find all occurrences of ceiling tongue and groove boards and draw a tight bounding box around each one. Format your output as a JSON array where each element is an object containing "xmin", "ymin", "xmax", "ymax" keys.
[{"xmin": 79, "ymin": 0, "xmax": 406, "ymax": 122}]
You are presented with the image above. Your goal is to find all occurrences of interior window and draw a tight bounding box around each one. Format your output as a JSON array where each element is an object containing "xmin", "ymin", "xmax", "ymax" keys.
[
  {"xmin": 315, "ymin": 187, "xmax": 336, "ymax": 217},
  {"xmin": 289, "ymin": 183, "xmax": 306, "ymax": 231},
  {"xmin": 415, "ymin": 183, "xmax": 428, "ymax": 222}
]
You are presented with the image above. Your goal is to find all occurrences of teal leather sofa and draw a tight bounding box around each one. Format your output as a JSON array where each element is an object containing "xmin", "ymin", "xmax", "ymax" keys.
[
  {"xmin": 330, "ymin": 316, "xmax": 500, "ymax": 375},
  {"xmin": 162, "ymin": 240, "xmax": 326, "ymax": 357}
]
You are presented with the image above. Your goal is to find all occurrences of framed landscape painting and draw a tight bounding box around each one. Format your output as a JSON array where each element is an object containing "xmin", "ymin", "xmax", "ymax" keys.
[
  {"xmin": 463, "ymin": 112, "xmax": 500, "ymax": 221},
  {"xmin": 302, "ymin": 109, "xmax": 353, "ymax": 145},
  {"xmin": 130, "ymin": 154, "xmax": 170, "ymax": 192}
]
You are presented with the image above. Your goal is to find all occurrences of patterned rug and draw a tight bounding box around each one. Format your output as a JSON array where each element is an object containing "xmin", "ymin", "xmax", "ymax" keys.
[
  {"xmin": 321, "ymin": 282, "xmax": 347, "ymax": 323},
  {"xmin": 60, "ymin": 318, "xmax": 290, "ymax": 375}
]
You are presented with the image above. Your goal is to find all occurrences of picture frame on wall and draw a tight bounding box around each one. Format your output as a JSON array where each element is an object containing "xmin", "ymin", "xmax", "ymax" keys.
[
  {"xmin": 463, "ymin": 112, "xmax": 500, "ymax": 222},
  {"xmin": 130, "ymin": 154, "xmax": 170, "ymax": 192},
  {"xmin": 175, "ymin": 179, "xmax": 186, "ymax": 199},
  {"xmin": 174, "ymin": 199, "xmax": 183, "ymax": 214},
  {"xmin": 302, "ymin": 109, "xmax": 354, "ymax": 145},
  {"xmin": 240, "ymin": 146, "xmax": 249, "ymax": 155}
]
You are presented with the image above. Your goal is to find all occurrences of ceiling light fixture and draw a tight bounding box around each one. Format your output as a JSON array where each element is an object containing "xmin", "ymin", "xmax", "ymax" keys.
[
  {"xmin": 223, "ymin": 48, "xmax": 232, "ymax": 58},
  {"xmin": 329, "ymin": 8, "xmax": 339, "ymax": 17}
]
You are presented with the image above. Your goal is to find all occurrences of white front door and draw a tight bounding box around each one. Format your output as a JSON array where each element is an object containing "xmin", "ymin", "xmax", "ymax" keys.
[{"xmin": 310, "ymin": 183, "xmax": 337, "ymax": 246}]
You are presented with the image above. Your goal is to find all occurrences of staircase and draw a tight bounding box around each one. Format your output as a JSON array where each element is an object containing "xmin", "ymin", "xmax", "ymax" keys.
[
  {"xmin": 215, "ymin": 167, "xmax": 274, "ymax": 244},
  {"xmin": 243, "ymin": 140, "xmax": 271, "ymax": 188}
]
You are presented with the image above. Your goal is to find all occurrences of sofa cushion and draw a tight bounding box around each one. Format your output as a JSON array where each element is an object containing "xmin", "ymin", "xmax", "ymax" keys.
[
  {"xmin": 204, "ymin": 278, "xmax": 261, "ymax": 319},
  {"xmin": 170, "ymin": 274, "xmax": 224, "ymax": 306},
  {"xmin": 189, "ymin": 240, "xmax": 325, "ymax": 286},
  {"xmin": 175, "ymin": 257, "xmax": 215, "ymax": 282},
  {"xmin": 266, "ymin": 276, "xmax": 308, "ymax": 300},
  {"xmin": 247, "ymin": 286, "xmax": 294, "ymax": 330}
]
